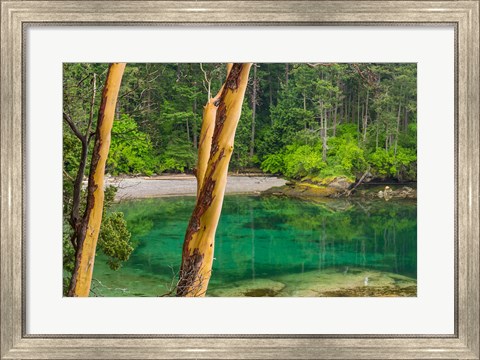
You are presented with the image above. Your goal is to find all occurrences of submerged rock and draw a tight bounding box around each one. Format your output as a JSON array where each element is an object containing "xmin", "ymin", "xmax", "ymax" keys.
[
  {"xmin": 207, "ymin": 278, "xmax": 286, "ymax": 297},
  {"xmin": 275, "ymin": 267, "xmax": 417, "ymax": 297}
]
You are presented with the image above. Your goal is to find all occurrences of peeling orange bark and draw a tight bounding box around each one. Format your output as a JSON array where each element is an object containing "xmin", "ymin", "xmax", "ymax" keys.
[
  {"xmin": 178, "ymin": 63, "xmax": 252, "ymax": 297},
  {"xmin": 68, "ymin": 63, "xmax": 126, "ymax": 297},
  {"xmin": 196, "ymin": 65, "xmax": 232, "ymax": 194}
]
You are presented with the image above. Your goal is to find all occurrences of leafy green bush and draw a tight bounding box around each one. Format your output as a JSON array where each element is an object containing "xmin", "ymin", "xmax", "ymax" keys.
[
  {"xmin": 261, "ymin": 152, "xmax": 285, "ymax": 174},
  {"xmin": 368, "ymin": 147, "xmax": 416, "ymax": 180},
  {"xmin": 395, "ymin": 147, "xmax": 417, "ymax": 181},
  {"xmin": 262, "ymin": 125, "xmax": 368, "ymax": 181},
  {"xmin": 283, "ymin": 144, "xmax": 325, "ymax": 178},
  {"xmin": 369, "ymin": 148, "xmax": 397, "ymax": 178},
  {"xmin": 98, "ymin": 212, "xmax": 134, "ymax": 271},
  {"xmin": 108, "ymin": 115, "xmax": 158, "ymax": 175},
  {"xmin": 327, "ymin": 128, "xmax": 367, "ymax": 176},
  {"xmin": 262, "ymin": 142, "xmax": 326, "ymax": 179}
]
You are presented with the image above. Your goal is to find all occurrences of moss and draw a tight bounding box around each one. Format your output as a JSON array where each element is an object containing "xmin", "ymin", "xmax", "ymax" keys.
[
  {"xmin": 263, "ymin": 182, "xmax": 340, "ymax": 198},
  {"xmin": 244, "ymin": 288, "xmax": 280, "ymax": 297},
  {"xmin": 320, "ymin": 285, "xmax": 417, "ymax": 297},
  {"xmin": 297, "ymin": 182, "xmax": 325, "ymax": 189},
  {"xmin": 298, "ymin": 185, "xmax": 338, "ymax": 197},
  {"xmin": 304, "ymin": 175, "xmax": 355, "ymax": 186}
]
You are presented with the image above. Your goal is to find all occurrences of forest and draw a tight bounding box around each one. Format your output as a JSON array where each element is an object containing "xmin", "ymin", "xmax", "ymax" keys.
[{"xmin": 63, "ymin": 63, "xmax": 417, "ymax": 297}]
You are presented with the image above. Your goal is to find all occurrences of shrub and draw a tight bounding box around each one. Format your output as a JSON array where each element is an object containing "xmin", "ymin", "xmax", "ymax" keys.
[
  {"xmin": 368, "ymin": 147, "xmax": 416, "ymax": 180},
  {"xmin": 261, "ymin": 153, "xmax": 285, "ymax": 175},
  {"xmin": 98, "ymin": 212, "xmax": 134, "ymax": 271},
  {"xmin": 108, "ymin": 115, "xmax": 158, "ymax": 175}
]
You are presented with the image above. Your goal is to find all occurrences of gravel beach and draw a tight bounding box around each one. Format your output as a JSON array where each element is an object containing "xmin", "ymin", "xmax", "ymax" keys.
[{"xmin": 107, "ymin": 175, "xmax": 287, "ymax": 201}]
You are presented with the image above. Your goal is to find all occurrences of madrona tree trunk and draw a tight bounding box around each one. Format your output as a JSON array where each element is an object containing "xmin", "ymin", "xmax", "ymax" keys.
[
  {"xmin": 177, "ymin": 63, "xmax": 252, "ymax": 297},
  {"xmin": 68, "ymin": 63, "xmax": 126, "ymax": 297}
]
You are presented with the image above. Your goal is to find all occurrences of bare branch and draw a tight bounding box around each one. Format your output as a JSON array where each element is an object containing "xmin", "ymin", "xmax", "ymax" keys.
[
  {"xmin": 63, "ymin": 112, "xmax": 84, "ymax": 141},
  {"xmin": 63, "ymin": 169, "xmax": 75, "ymax": 182},
  {"xmin": 199, "ymin": 63, "xmax": 211, "ymax": 100}
]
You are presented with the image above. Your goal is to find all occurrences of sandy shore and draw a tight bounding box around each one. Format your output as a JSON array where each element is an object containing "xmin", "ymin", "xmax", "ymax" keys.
[{"xmin": 107, "ymin": 174, "xmax": 287, "ymax": 201}]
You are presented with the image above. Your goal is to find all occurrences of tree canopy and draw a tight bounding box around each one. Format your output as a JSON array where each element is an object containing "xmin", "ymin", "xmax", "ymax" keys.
[{"xmin": 64, "ymin": 62, "xmax": 416, "ymax": 182}]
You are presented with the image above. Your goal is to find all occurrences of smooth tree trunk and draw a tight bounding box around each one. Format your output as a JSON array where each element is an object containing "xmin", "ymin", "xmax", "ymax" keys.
[
  {"xmin": 68, "ymin": 63, "xmax": 126, "ymax": 297},
  {"xmin": 177, "ymin": 63, "xmax": 252, "ymax": 297}
]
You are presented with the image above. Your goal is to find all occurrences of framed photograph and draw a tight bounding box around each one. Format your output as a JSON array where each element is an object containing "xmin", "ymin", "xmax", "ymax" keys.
[{"xmin": 1, "ymin": 1, "xmax": 479, "ymax": 358}]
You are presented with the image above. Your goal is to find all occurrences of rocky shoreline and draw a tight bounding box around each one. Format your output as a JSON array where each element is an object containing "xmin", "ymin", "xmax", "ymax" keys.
[
  {"xmin": 105, "ymin": 173, "xmax": 416, "ymax": 201},
  {"xmin": 262, "ymin": 176, "xmax": 416, "ymax": 200}
]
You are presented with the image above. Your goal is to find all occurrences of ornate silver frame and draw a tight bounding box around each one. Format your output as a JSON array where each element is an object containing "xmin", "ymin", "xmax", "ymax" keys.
[{"xmin": 1, "ymin": 1, "xmax": 479, "ymax": 358}]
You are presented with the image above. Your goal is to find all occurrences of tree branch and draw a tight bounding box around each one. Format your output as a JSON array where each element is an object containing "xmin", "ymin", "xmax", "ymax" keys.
[
  {"xmin": 199, "ymin": 63, "xmax": 211, "ymax": 100},
  {"xmin": 63, "ymin": 112, "xmax": 84, "ymax": 141},
  {"xmin": 351, "ymin": 64, "xmax": 379, "ymax": 88}
]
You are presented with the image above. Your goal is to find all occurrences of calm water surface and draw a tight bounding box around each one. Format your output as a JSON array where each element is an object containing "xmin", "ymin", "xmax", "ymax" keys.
[{"xmin": 92, "ymin": 195, "xmax": 417, "ymax": 297}]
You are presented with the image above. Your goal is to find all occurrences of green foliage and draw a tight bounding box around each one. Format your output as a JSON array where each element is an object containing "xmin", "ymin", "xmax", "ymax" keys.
[
  {"xmin": 261, "ymin": 152, "xmax": 285, "ymax": 174},
  {"xmin": 62, "ymin": 183, "xmax": 135, "ymax": 293},
  {"xmin": 283, "ymin": 143, "xmax": 326, "ymax": 178},
  {"xmin": 327, "ymin": 126, "xmax": 367, "ymax": 176},
  {"xmin": 369, "ymin": 148, "xmax": 397, "ymax": 178},
  {"xmin": 63, "ymin": 129, "xmax": 83, "ymax": 175},
  {"xmin": 64, "ymin": 62, "xmax": 417, "ymax": 182},
  {"xmin": 108, "ymin": 115, "xmax": 158, "ymax": 175},
  {"xmin": 98, "ymin": 212, "xmax": 134, "ymax": 271},
  {"xmin": 268, "ymin": 97, "xmax": 313, "ymax": 150},
  {"xmin": 394, "ymin": 147, "xmax": 417, "ymax": 181},
  {"xmin": 63, "ymin": 225, "xmax": 76, "ymax": 294},
  {"xmin": 158, "ymin": 139, "xmax": 197, "ymax": 173},
  {"xmin": 259, "ymin": 64, "xmax": 416, "ymax": 182},
  {"xmin": 368, "ymin": 147, "xmax": 416, "ymax": 181},
  {"xmin": 262, "ymin": 124, "xmax": 369, "ymax": 180},
  {"xmin": 231, "ymin": 100, "xmax": 253, "ymax": 169}
]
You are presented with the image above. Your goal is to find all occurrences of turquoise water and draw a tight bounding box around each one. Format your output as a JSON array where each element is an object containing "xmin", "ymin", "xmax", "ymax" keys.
[{"xmin": 92, "ymin": 195, "xmax": 417, "ymax": 297}]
